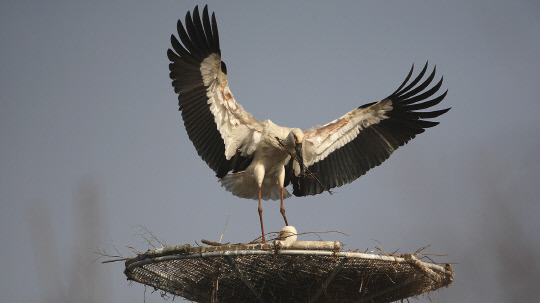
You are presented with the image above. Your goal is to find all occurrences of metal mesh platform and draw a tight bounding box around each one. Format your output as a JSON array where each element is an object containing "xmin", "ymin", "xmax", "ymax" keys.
[{"xmin": 124, "ymin": 240, "xmax": 453, "ymax": 302}]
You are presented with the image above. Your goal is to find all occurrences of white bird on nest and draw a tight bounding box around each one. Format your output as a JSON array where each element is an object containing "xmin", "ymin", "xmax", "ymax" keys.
[{"xmin": 168, "ymin": 5, "xmax": 450, "ymax": 243}]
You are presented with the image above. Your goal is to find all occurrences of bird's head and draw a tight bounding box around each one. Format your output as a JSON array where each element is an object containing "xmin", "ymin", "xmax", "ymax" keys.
[
  {"xmin": 288, "ymin": 128, "xmax": 305, "ymax": 171},
  {"xmin": 288, "ymin": 128, "xmax": 304, "ymax": 145},
  {"xmin": 285, "ymin": 128, "xmax": 304, "ymax": 151}
]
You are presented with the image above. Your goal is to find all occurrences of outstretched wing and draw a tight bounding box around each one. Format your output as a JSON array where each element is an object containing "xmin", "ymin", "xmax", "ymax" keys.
[
  {"xmin": 290, "ymin": 63, "xmax": 450, "ymax": 196},
  {"xmin": 168, "ymin": 5, "xmax": 263, "ymax": 178}
]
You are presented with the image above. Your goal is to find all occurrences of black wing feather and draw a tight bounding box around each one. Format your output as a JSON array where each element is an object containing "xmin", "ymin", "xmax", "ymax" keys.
[
  {"xmin": 169, "ymin": 5, "xmax": 251, "ymax": 178},
  {"xmin": 291, "ymin": 63, "xmax": 450, "ymax": 196}
]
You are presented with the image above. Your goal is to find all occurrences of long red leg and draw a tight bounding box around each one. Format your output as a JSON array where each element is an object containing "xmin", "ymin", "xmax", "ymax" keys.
[
  {"xmin": 258, "ymin": 187, "xmax": 266, "ymax": 243},
  {"xmin": 280, "ymin": 186, "xmax": 289, "ymax": 226}
]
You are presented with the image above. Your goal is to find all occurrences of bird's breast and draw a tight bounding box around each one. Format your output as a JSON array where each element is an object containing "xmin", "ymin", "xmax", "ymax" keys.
[{"xmin": 251, "ymin": 143, "xmax": 290, "ymax": 174}]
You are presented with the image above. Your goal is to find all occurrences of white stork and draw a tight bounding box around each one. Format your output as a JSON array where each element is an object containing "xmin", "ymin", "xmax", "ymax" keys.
[{"xmin": 168, "ymin": 6, "xmax": 449, "ymax": 243}]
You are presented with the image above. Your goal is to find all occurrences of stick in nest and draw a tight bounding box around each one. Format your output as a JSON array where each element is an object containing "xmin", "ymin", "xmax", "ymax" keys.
[
  {"xmin": 201, "ymin": 239, "xmax": 230, "ymax": 246},
  {"xmin": 219, "ymin": 215, "xmax": 230, "ymax": 244},
  {"xmin": 132, "ymin": 225, "xmax": 166, "ymax": 249},
  {"xmin": 249, "ymin": 230, "xmax": 349, "ymax": 243}
]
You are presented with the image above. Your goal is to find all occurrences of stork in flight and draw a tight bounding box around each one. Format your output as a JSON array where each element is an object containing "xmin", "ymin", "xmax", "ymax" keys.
[{"xmin": 168, "ymin": 6, "xmax": 449, "ymax": 243}]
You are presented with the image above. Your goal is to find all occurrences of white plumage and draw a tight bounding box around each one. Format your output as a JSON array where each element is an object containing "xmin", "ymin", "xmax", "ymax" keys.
[{"xmin": 168, "ymin": 6, "xmax": 449, "ymax": 243}]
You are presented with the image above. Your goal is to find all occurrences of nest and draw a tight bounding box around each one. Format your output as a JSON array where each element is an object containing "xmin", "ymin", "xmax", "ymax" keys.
[{"xmin": 124, "ymin": 240, "xmax": 453, "ymax": 302}]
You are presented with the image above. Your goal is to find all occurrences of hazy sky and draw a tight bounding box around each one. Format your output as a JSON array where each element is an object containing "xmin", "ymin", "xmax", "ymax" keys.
[{"xmin": 1, "ymin": 1, "xmax": 539, "ymax": 302}]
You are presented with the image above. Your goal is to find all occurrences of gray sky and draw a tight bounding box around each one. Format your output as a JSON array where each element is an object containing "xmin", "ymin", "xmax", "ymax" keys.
[{"xmin": 1, "ymin": 1, "xmax": 539, "ymax": 302}]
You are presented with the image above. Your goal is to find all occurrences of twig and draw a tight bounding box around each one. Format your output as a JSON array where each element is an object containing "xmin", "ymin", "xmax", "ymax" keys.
[
  {"xmin": 413, "ymin": 244, "xmax": 431, "ymax": 255},
  {"xmin": 275, "ymin": 137, "xmax": 333, "ymax": 195},
  {"xmin": 250, "ymin": 230, "xmax": 349, "ymax": 244},
  {"xmin": 126, "ymin": 245, "xmax": 142, "ymax": 255},
  {"xmin": 132, "ymin": 225, "xmax": 166, "ymax": 249},
  {"xmin": 102, "ymin": 258, "xmax": 128, "ymax": 264},
  {"xmin": 201, "ymin": 239, "xmax": 230, "ymax": 246},
  {"xmin": 94, "ymin": 243, "xmax": 129, "ymax": 264},
  {"xmin": 219, "ymin": 215, "xmax": 230, "ymax": 244},
  {"xmin": 250, "ymin": 232, "xmax": 280, "ymax": 243},
  {"xmin": 295, "ymin": 230, "xmax": 350, "ymax": 237}
]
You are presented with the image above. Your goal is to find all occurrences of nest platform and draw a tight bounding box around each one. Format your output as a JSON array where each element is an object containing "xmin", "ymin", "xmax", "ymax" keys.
[{"xmin": 124, "ymin": 238, "xmax": 453, "ymax": 302}]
